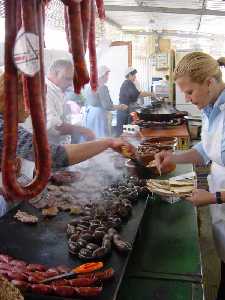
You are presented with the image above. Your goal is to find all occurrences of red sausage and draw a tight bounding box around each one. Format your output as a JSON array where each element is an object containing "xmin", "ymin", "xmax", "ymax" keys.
[
  {"xmin": 0, "ymin": 254, "xmax": 13, "ymax": 264},
  {"xmin": 2, "ymin": 0, "xmax": 51, "ymax": 200},
  {"xmin": 95, "ymin": 0, "xmax": 105, "ymax": 19},
  {"xmin": 88, "ymin": 0, "xmax": 98, "ymax": 91},
  {"xmin": 75, "ymin": 286, "xmax": 103, "ymax": 297},
  {"xmin": 69, "ymin": 277, "xmax": 98, "ymax": 287},
  {"xmin": 68, "ymin": 2, "xmax": 90, "ymax": 93},
  {"xmin": 52, "ymin": 285, "xmax": 75, "ymax": 297},
  {"xmin": 64, "ymin": 6, "xmax": 72, "ymax": 52},
  {"xmin": 11, "ymin": 280, "xmax": 30, "ymax": 292},
  {"xmin": 26, "ymin": 263, "xmax": 47, "ymax": 272},
  {"xmin": 31, "ymin": 283, "xmax": 53, "ymax": 295},
  {"xmin": 81, "ymin": 0, "xmax": 91, "ymax": 53},
  {"xmin": 6, "ymin": 271, "xmax": 28, "ymax": 281},
  {"xmin": 10, "ymin": 259, "xmax": 27, "ymax": 268}
]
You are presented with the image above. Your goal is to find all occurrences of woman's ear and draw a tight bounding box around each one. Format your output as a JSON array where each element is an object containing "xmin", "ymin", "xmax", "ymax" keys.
[{"xmin": 206, "ymin": 77, "xmax": 216, "ymax": 87}]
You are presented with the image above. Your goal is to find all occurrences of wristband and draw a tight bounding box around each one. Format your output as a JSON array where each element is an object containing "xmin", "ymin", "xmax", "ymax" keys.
[{"xmin": 215, "ymin": 191, "xmax": 222, "ymax": 204}]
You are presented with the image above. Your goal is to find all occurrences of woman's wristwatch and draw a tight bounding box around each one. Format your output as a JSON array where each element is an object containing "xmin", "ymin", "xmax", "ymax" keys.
[{"xmin": 214, "ymin": 192, "xmax": 223, "ymax": 204}]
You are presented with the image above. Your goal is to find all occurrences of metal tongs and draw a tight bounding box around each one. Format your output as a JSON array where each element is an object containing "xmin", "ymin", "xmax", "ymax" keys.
[
  {"xmin": 121, "ymin": 146, "xmax": 146, "ymax": 168},
  {"xmin": 40, "ymin": 261, "xmax": 103, "ymax": 283}
]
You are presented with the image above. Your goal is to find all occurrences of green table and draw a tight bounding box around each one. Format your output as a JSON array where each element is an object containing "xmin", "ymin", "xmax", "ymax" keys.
[
  {"xmin": 117, "ymin": 164, "xmax": 203, "ymax": 300},
  {"xmin": 117, "ymin": 277, "xmax": 203, "ymax": 300}
]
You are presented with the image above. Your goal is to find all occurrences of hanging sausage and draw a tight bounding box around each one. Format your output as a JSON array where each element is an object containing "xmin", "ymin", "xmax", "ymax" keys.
[
  {"xmin": 2, "ymin": 0, "xmax": 51, "ymax": 200},
  {"xmin": 2, "ymin": 0, "xmax": 105, "ymax": 201}
]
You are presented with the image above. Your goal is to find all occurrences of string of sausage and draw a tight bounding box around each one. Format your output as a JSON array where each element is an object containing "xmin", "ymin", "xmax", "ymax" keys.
[
  {"xmin": 88, "ymin": 0, "xmax": 98, "ymax": 91},
  {"xmin": 2, "ymin": 0, "xmax": 105, "ymax": 200},
  {"xmin": 2, "ymin": 0, "xmax": 51, "ymax": 200},
  {"xmin": 63, "ymin": 0, "xmax": 105, "ymax": 92}
]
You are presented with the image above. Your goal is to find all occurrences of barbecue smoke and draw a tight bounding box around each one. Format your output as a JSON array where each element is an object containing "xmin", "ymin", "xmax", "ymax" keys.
[{"xmin": 68, "ymin": 149, "xmax": 125, "ymax": 203}]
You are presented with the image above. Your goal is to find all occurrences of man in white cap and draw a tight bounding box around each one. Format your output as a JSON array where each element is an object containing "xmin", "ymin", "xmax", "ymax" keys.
[
  {"xmin": 84, "ymin": 65, "xmax": 127, "ymax": 138},
  {"xmin": 117, "ymin": 66, "xmax": 155, "ymax": 136}
]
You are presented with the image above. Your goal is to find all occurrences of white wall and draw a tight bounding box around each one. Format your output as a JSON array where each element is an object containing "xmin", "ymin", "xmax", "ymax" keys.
[{"xmin": 97, "ymin": 45, "xmax": 128, "ymax": 104}]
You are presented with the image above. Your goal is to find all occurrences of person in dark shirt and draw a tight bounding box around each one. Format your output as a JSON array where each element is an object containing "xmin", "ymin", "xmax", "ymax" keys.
[{"xmin": 117, "ymin": 67, "xmax": 155, "ymax": 136}]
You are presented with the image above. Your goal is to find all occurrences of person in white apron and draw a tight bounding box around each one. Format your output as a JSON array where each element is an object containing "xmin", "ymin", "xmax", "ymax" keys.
[
  {"xmin": 154, "ymin": 52, "xmax": 225, "ymax": 300},
  {"xmin": 84, "ymin": 65, "xmax": 128, "ymax": 138}
]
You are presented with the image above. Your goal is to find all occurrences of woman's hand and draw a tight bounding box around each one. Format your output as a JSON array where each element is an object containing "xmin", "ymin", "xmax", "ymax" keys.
[
  {"xmin": 55, "ymin": 123, "xmax": 75, "ymax": 135},
  {"xmin": 114, "ymin": 104, "xmax": 128, "ymax": 111},
  {"xmin": 79, "ymin": 128, "xmax": 96, "ymax": 141},
  {"xmin": 186, "ymin": 189, "xmax": 216, "ymax": 207},
  {"xmin": 154, "ymin": 150, "xmax": 175, "ymax": 173},
  {"xmin": 119, "ymin": 104, "xmax": 128, "ymax": 111},
  {"xmin": 109, "ymin": 138, "xmax": 136, "ymax": 155}
]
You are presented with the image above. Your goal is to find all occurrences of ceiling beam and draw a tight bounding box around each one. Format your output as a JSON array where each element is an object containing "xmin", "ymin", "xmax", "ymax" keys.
[
  {"xmin": 123, "ymin": 29, "xmax": 220, "ymax": 39},
  {"xmin": 105, "ymin": 17, "xmax": 122, "ymax": 30},
  {"xmin": 105, "ymin": 5, "xmax": 225, "ymax": 16},
  {"xmin": 197, "ymin": 0, "xmax": 207, "ymax": 30}
]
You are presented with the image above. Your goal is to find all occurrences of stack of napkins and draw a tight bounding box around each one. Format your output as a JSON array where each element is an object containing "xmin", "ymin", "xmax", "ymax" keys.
[{"xmin": 147, "ymin": 172, "xmax": 195, "ymax": 198}]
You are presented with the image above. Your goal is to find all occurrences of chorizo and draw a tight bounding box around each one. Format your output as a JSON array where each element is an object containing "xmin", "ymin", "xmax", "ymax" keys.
[
  {"xmin": 2, "ymin": 0, "xmax": 51, "ymax": 200},
  {"xmin": 68, "ymin": 2, "xmax": 90, "ymax": 93},
  {"xmin": 74, "ymin": 286, "xmax": 103, "ymax": 297},
  {"xmin": 11, "ymin": 280, "xmax": 30, "ymax": 292},
  {"xmin": 52, "ymin": 285, "xmax": 75, "ymax": 297},
  {"xmin": 30, "ymin": 283, "xmax": 53, "ymax": 295},
  {"xmin": 95, "ymin": 0, "xmax": 105, "ymax": 19},
  {"xmin": 0, "ymin": 254, "xmax": 13, "ymax": 264},
  {"xmin": 26, "ymin": 263, "xmax": 47, "ymax": 272},
  {"xmin": 81, "ymin": 0, "xmax": 91, "ymax": 53},
  {"xmin": 88, "ymin": 0, "xmax": 98, "ymax": 91}
]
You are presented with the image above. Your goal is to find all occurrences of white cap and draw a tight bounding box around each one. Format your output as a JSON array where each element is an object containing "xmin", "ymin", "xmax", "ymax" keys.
[
  {"xmin": 98, "ymin": 65, "xmax": 110, "ymax": 78},
  {"xmin": 124, "ymin": 66, "xmax": 137, "ymax": 77}
]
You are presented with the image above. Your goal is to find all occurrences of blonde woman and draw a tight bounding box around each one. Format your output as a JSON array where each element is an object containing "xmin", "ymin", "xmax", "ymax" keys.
[{"xmin": 155, "ymin": 52, "xmax": 225, "ymax": 300}]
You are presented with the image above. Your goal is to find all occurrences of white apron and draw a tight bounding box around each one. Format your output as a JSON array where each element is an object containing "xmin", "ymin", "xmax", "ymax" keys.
[
  {"xmin": 202, "ymin": 103, "xmax": 225, "ymax": 262},
  {"xmin": 0, "ymin": 159, "xmax": 35, "ymax": 217}
]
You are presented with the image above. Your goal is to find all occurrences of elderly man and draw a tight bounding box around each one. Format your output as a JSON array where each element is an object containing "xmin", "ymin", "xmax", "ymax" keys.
[{"xmin": 24, "ymin": 59, "xmax": 95, "ymax": 144}]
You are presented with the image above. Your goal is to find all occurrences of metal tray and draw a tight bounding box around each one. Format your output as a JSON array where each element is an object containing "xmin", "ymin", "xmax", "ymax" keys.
[{"xmin": 0, "ymin": 196, "xmax": 148, "ymax": 300}]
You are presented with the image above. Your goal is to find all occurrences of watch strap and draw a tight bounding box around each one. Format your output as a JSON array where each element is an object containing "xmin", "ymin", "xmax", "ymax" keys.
[{"xmin": 216, "ymin": 191, "xmax": 222, "ymax": 204}]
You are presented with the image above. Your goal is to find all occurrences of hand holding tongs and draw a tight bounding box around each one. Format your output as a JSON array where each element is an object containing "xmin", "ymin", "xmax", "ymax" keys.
[
  {"xmin": 121, "ymin": 146, "xmax": 145, "ymax": 168},
  {"xmin": 40, "ymin": 261, "xmax": 103, "ymax": 284}
]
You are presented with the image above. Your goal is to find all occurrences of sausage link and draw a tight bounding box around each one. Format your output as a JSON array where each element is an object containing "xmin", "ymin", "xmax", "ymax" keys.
[
  {"xmin": 64, "ymin": 6, "xmax": 72, "ymax": 52},
  {"xmin": 52, "ymin": 285, "xmax": 75, "ymax": 297},
  {"xmin": 88, "ymin": 0, "xmax": 98, "ymax": 91},
  {"xmin": 68, "ymin": 2, "xmax": 90, "ymax": 93},
  {"xmin": 81, "ymin": 0, "xmax": 91, "ymax": 53},
  {"xmin": 2, "ymin": 0, "xmax": 51, "ymax": 200},
  {"xmin": 6, "ymin": 271, "xmax": 28, "ymax": 282},
  {"xmin": 0, "ymin": 254, "xmax": 13, "ymax": 264},
  {"xmin": 75, "ymin": 286, "xmax": 103, "ymax": 297},
  {"xmin": 11, "ymin": 280, "xmax": 30, "ymax": 292},
  {"xmin": 26, "ymin": 263, "xmax": 47, "ymax": 272},
  {"xmin": 95, "ymin": 0, "xmax": 105, "ymax": 19},
  {"xmin": 69, "ymin": 277, "xmax": 98, "ymax": 286},
  {"xmin": 31, "ymin": 283, "xmax": 53, "ymax": 295}
]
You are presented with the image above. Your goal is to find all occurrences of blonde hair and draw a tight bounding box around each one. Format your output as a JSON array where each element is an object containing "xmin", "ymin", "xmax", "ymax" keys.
[{"xmin": 174, "ymin": 52, "xmax": 225, "ymax": 84}]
